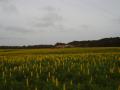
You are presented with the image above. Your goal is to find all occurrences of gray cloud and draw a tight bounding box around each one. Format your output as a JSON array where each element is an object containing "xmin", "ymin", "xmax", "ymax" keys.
[
  {"xmin": 0, "ymin": 0, "xmax": 9, "ymax": 2},
  {"xmin": 32, "ymin": 6, "xmax": 64, "ymax": 30},
  {"xmin": 0, "ymin": 24, "xmax": 31, "ymax": 33},
  {"xmin": 0, "ymin": 0, "xmax": 18, "ymax": 13},
  {"xmin": 80, "ymin": 24, "xmax": 89, "ymax": 29},
  {"xmin": 43, "ymin": 6, "xmax": 60, "ymax": 12},
  {"xmin": 0, "ymin": 36, "xmax": 30, "ymax": 46},
  {"xmin": 112, "ymin": 17, "xmax": 120, "ymax": 24},
  {"xmin": 0, "ymin": 36, "xmax": 20, "ymax": 40}
]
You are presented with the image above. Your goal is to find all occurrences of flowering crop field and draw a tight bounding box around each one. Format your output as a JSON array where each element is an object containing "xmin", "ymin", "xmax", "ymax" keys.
[{"xmin": 0, "ymin": 48, "xmax": 120, "ymax": 90}]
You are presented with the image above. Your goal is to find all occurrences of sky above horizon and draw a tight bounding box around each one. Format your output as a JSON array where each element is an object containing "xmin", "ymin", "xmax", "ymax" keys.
[{"xmin": 0, "ymin": 0, "xmax": 120, "ymax": 45}]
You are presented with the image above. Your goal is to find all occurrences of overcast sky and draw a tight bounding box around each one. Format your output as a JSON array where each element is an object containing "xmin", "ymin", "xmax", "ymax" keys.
[{"xmin": 0, "ymin": 0, "xmax": 120, "ymax": 45}]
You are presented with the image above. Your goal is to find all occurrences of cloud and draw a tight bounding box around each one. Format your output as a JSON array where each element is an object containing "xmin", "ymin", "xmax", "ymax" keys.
[
  {"xmin": 32, "ymin": 6, "xmax": 65, "ymax": 31},
  {"xmin": 0, "ymin": 36, "xmax": 30, "ymax": 46},
  {"xmin": 43, "ymin": 6, "xmax": 60, "ymax": 12},
  {"xmin": 112, "ymin": 17, "xmax": 120, "ymax": 24},
  {"xmin": 0, "ymin": 24, "xmax": 31, "ymax": 33},
  {"xmin": 31, "ymin": 6, "xmax": 79, "ymax": 33},
  {"xmin": 34, "ymin": 14, "xmax": 63, "ymax": 28},
  {"xmin": 0, "ymin": 0, "xmax": 18, "ymax": 13},
  {"xmin": 5, "ymin": 26, "xmax": 30, "ymax": 33},
  {"xmin": 0, "ymin": 0, "xmax": 8, "ymax": 2},
  {"xmin": 80, "ymin": 24, "xmax": 90, "ymax": 30},
  {"xmin": 0, "ymin": 36, "xmax": 19, "ymax": 40}
]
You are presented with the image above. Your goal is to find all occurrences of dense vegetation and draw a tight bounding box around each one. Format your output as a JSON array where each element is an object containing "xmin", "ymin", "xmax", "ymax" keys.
[
  {"xmin": 68, "ymin": 37, "xmax": 120, "ymax": 47},
  {"xmin": 0, "ymin": 48, "xmax": 120, "ymax": 90}
]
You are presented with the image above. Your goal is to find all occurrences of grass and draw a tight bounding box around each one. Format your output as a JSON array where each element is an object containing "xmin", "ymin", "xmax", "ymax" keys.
[{"xmin": 0, "ymin": 47, "xmax": 120, "ymax": 56}]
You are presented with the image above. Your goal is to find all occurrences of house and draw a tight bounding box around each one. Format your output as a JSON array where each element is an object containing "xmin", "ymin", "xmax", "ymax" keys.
[
  {"xmin": 55, "ymin": 43, "xmax": 73, "ymax": 48},
  {"xmin": 55, "ymin": 43, "xmax": 66, "ymax": 48}
]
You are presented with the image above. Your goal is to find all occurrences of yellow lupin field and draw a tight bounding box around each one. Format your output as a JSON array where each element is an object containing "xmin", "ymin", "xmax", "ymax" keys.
[{"xmin": 0, "ymin": 48, "xmax": 120, "ymax": 90}]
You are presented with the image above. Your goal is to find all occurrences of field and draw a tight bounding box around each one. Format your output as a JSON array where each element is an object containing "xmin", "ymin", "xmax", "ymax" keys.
[{"xmin": 0, "ymin": 47, "xmax": 120, "ymax": 90}]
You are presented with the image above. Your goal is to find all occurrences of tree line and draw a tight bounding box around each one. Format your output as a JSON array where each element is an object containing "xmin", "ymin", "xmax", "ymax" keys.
[{"xmin": 0, "ymin": 37, "xmax": 120, "ymax": 49}]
